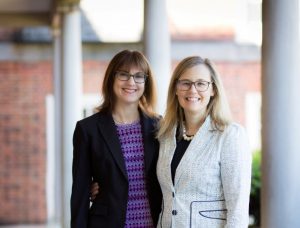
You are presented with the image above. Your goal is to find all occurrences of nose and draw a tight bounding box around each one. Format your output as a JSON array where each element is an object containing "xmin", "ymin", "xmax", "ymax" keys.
[
  {"xmin": 127, "ymin": 75, "xmax": 136, "ymax": 84},
  {"xmin": 189, "ymin": 83, "xmax": 198, "ymax": 92}
]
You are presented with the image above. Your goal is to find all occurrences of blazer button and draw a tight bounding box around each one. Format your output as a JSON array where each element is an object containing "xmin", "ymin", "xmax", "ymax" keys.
[{"xmin": 172, "ymin": 210, "xmax": 177, "ymax": 215}]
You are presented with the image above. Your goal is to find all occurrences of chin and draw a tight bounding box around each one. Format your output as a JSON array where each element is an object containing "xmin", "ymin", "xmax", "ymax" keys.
[
  {"xmin": 122, "ymin": 99, "xmax": 140, "ymax": 105},
  {"xmin": 184, "ymin": 106, "xmax": 206, "ymax": 114}
]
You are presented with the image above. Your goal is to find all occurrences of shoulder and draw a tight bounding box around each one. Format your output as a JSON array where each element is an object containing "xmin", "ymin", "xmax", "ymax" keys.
[
  {"xmin": 217, "ymin": 122, "xmax": 249, "ymax": 150},
  {"xmin": 140, "ymin": 112, "xmax": 161, "ymax": 129},
  {"xmin": 76, "ymin": 111, "xmax": 112, "ymax": 130},
  {"xmin": 220, "ymin": 123, "xmax": 250, "ymax": 155},
  {"xmin": 223, "ymin": 122, "xmax": 247, "ymax": 139},
  {"xmin": 77, "ymin": 112, "xmax": 100, "ymax": 126}
]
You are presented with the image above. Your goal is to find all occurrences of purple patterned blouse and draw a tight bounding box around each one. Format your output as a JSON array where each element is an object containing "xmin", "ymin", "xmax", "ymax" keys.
[{"xmin": 115, "ymin": 120, "xmax": 154, "ymax": 228}]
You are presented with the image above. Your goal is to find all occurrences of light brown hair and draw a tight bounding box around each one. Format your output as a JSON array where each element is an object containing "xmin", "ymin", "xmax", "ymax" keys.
[{"xmin": 157, "ymin": 56, "xmax": 232, "ymax": 140}]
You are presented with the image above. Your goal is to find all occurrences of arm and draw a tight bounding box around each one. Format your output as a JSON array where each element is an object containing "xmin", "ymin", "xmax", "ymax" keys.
[
  {"xmin": 220, "ymin": 124, "xmax": 252, "ymax": 228},
  {"xmin": 71, "ymin": 122, "xmax": 91, "ymax": 228}
]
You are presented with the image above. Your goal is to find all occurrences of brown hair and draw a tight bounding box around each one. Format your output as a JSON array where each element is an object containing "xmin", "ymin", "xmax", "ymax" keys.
[{"xmin": 98, "ymin": 50, "xmax": 157, "ymax": 116}]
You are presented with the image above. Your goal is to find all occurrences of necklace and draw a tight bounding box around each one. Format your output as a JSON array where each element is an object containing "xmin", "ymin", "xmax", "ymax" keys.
[
  {"xmin": 113, "ymin": 115, "xmax": 139, "ymax": 125},
  {"xmin": 182, "ymin": 124, "xmax": 194, "ymax": 141}
]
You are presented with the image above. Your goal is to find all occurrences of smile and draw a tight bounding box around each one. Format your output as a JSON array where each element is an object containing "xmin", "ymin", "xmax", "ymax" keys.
[
  {"xmin": 185, "ymin": 97, "xmax": 200, "ymax": 102},
  {"xmin": 122, "ymin": 88, "xmax": 137, "ymax": 93}
]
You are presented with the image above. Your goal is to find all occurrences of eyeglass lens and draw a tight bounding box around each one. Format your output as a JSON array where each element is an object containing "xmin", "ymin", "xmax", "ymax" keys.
[
  {"xmin": 116, "ymin": 71, "xmax": 146, "ymax": 83},
  {"xmin": 177, "ymin": 80, "xmax": 210, "ymax": 92}
]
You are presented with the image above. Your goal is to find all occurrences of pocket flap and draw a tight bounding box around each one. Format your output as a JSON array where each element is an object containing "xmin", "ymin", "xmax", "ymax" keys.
[{"xmin": 191, "ymin": 200, "xmax": 227, "ymax": 220}]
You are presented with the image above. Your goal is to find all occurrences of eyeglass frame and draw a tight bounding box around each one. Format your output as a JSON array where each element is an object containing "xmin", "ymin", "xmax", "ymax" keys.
[
  {"xmin": 115, "ymin": 70, "xmax": 148, "ymax": 84},
  {"xmin": 176, "ymin": 79, "xmax": 213, "ymax": 92}
]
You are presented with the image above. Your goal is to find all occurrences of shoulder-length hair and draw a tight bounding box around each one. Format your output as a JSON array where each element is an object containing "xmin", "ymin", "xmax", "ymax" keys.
[
  {"xmin": 97, "ymin": 50, "xmax": 157, "ymax": 116},
  {"xmin": 157, "ymin": 56, "xmax": 232, "ymax": 139}
]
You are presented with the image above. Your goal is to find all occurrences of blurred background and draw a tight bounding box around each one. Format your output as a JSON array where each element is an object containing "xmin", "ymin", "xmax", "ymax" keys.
[{"xmin": 0, "ymin": 0, "xmax": 299, "ymax": 227}]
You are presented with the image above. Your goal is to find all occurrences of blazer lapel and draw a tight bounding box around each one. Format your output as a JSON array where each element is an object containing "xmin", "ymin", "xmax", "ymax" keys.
[
  {"xmin": 157, "ymin": 126, "xmax": 177, "ymax": 187},
  {"xmin": 97, "ymin": 112, "xmax": 128, "ymax": 181},
  {"xmin": 174, "ymin": 116, "xmax": 214, "ymax": 186}
]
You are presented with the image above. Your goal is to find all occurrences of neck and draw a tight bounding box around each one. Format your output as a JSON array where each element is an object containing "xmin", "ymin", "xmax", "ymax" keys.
[
  {"xmin": 184, "ymin": 112, "xmax": 206, "ymax": 135},
  {"xmin": 112, "ymin": 104, "xmax": 140, "ymax": 124}
]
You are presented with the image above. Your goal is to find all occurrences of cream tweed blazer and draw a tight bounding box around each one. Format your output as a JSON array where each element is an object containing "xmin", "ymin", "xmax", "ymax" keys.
[{"xmin": 156, "ymin": 116, "xmax": 252, "ymax": 228}]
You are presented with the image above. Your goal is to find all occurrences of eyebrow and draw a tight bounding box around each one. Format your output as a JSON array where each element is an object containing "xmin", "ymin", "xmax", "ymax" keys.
[
  {"xmin": 179, "ymin": 79, "xmax": 209, "ymax": 82},
  {"xmin": 118, "ymin": 70, "xmax": 144, "ymax": 73}
]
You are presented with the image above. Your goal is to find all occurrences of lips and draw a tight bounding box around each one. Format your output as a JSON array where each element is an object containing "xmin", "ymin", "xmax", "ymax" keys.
[
  {"xmin": 122, "ymin": 88, "xmax": 137, "ymax": 94},
  {"xmin": 185, "ymin": 97, "xmax": 200, "ymax": 102}
]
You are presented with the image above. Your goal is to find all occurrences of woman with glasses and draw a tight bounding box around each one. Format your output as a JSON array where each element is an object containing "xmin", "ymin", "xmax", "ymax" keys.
[
  {"xmin": 156, "ymin": 56, "xmax": 251, "ymax": 227},
  {"xmin": 71, "ymin": 50, "xmax": 162, "ymax": 228}
]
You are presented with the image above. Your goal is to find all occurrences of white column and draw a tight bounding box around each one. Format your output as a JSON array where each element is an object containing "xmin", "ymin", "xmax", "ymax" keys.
[
  {"xmin": 60, "ymin": 5, "xmax": 83, "ymax": 228},
  {"xmin": 49, "ymin": 27, "xmax": 62, "ymax": 227},
  {"xmin": 261, "ymin": 0, "xmax": 300, "ymax": 227},
  {"xmin": 144, "ymin": 0, "xmax": 171, "ymax": 115}
]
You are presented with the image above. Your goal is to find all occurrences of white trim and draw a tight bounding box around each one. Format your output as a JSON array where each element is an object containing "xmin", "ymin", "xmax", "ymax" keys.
[
  {"xmin": 245, "ymin": 92, "xmax": 261, "ymax": 151},
  {"xmin": 45, "ymin": 94, "xmax": 56, "ymax": 224},
  {"xmin": 82, "ymin": 93, "xmax": 101, "ymax": 118}
]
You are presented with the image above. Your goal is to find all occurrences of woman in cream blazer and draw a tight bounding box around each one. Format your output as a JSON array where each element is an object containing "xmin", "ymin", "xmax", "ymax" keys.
[{"xmin": 156, "ymin": 56, "xmax": 252, "ymax": 228}]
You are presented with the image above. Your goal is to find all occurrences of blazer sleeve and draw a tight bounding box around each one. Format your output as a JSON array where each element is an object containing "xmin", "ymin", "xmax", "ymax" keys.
[
  {"xmin": 71, "ymin": 121, "xmax": 91, "ymax": 228},
  {"xmin": 220, "ymin": 124, "xmax": 252, "ymax": 228}
]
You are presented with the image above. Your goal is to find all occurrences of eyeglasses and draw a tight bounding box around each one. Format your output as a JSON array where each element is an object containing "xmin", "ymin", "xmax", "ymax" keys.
[
  {"xmin": 176, "ymin": 79, "xmax": 213, "ymax": 92},
  {"xmin": 115, "ymin": 71, "xmax": 148, "ymax": 84}
]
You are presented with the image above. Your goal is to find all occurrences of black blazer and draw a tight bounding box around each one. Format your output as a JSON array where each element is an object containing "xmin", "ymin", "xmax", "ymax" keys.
[{"xmin": 71, "ymin": 110, "xmax": 162, "ymax": 228}]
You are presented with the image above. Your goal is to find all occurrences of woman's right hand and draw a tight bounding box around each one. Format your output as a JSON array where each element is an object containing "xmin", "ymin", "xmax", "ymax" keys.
[{"xmin": 90, "ymin": 182, "xmax": 99, "ymax": 201}]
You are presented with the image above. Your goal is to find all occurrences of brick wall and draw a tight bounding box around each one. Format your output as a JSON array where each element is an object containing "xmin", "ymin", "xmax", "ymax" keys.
[
  {"xmin": 217, "ymin": 61, "xmax": 261, "ymax": 124},
  {"xmin": 0, "ymin": 59, "xmax": 261, "ymax": 224},
  {"xmin": 83, "ymin": 61, "xmax": 108, "ymax": 94},
  {"xmin": 0, "ymin": 61, "xmax": 52, "ymax": 224}
]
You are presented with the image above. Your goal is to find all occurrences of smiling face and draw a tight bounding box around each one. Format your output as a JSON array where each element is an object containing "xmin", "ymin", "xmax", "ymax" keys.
[
  {"xmin": 176, "ymin": 64, "xmax": 214, "ymax": 118},
  {"xmin": 113, "ymin": 66, "xmax": 145, "ymax": 107}
]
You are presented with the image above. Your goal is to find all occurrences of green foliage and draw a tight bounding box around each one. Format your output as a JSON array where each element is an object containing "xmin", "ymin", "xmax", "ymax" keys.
[
  {"xmin": 251, "ymin": 150, "xmax": 261, "ymax": 196},
  {"xmin": 249, "ymin": 150, "xmax": 261, "ymax": 226}
]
